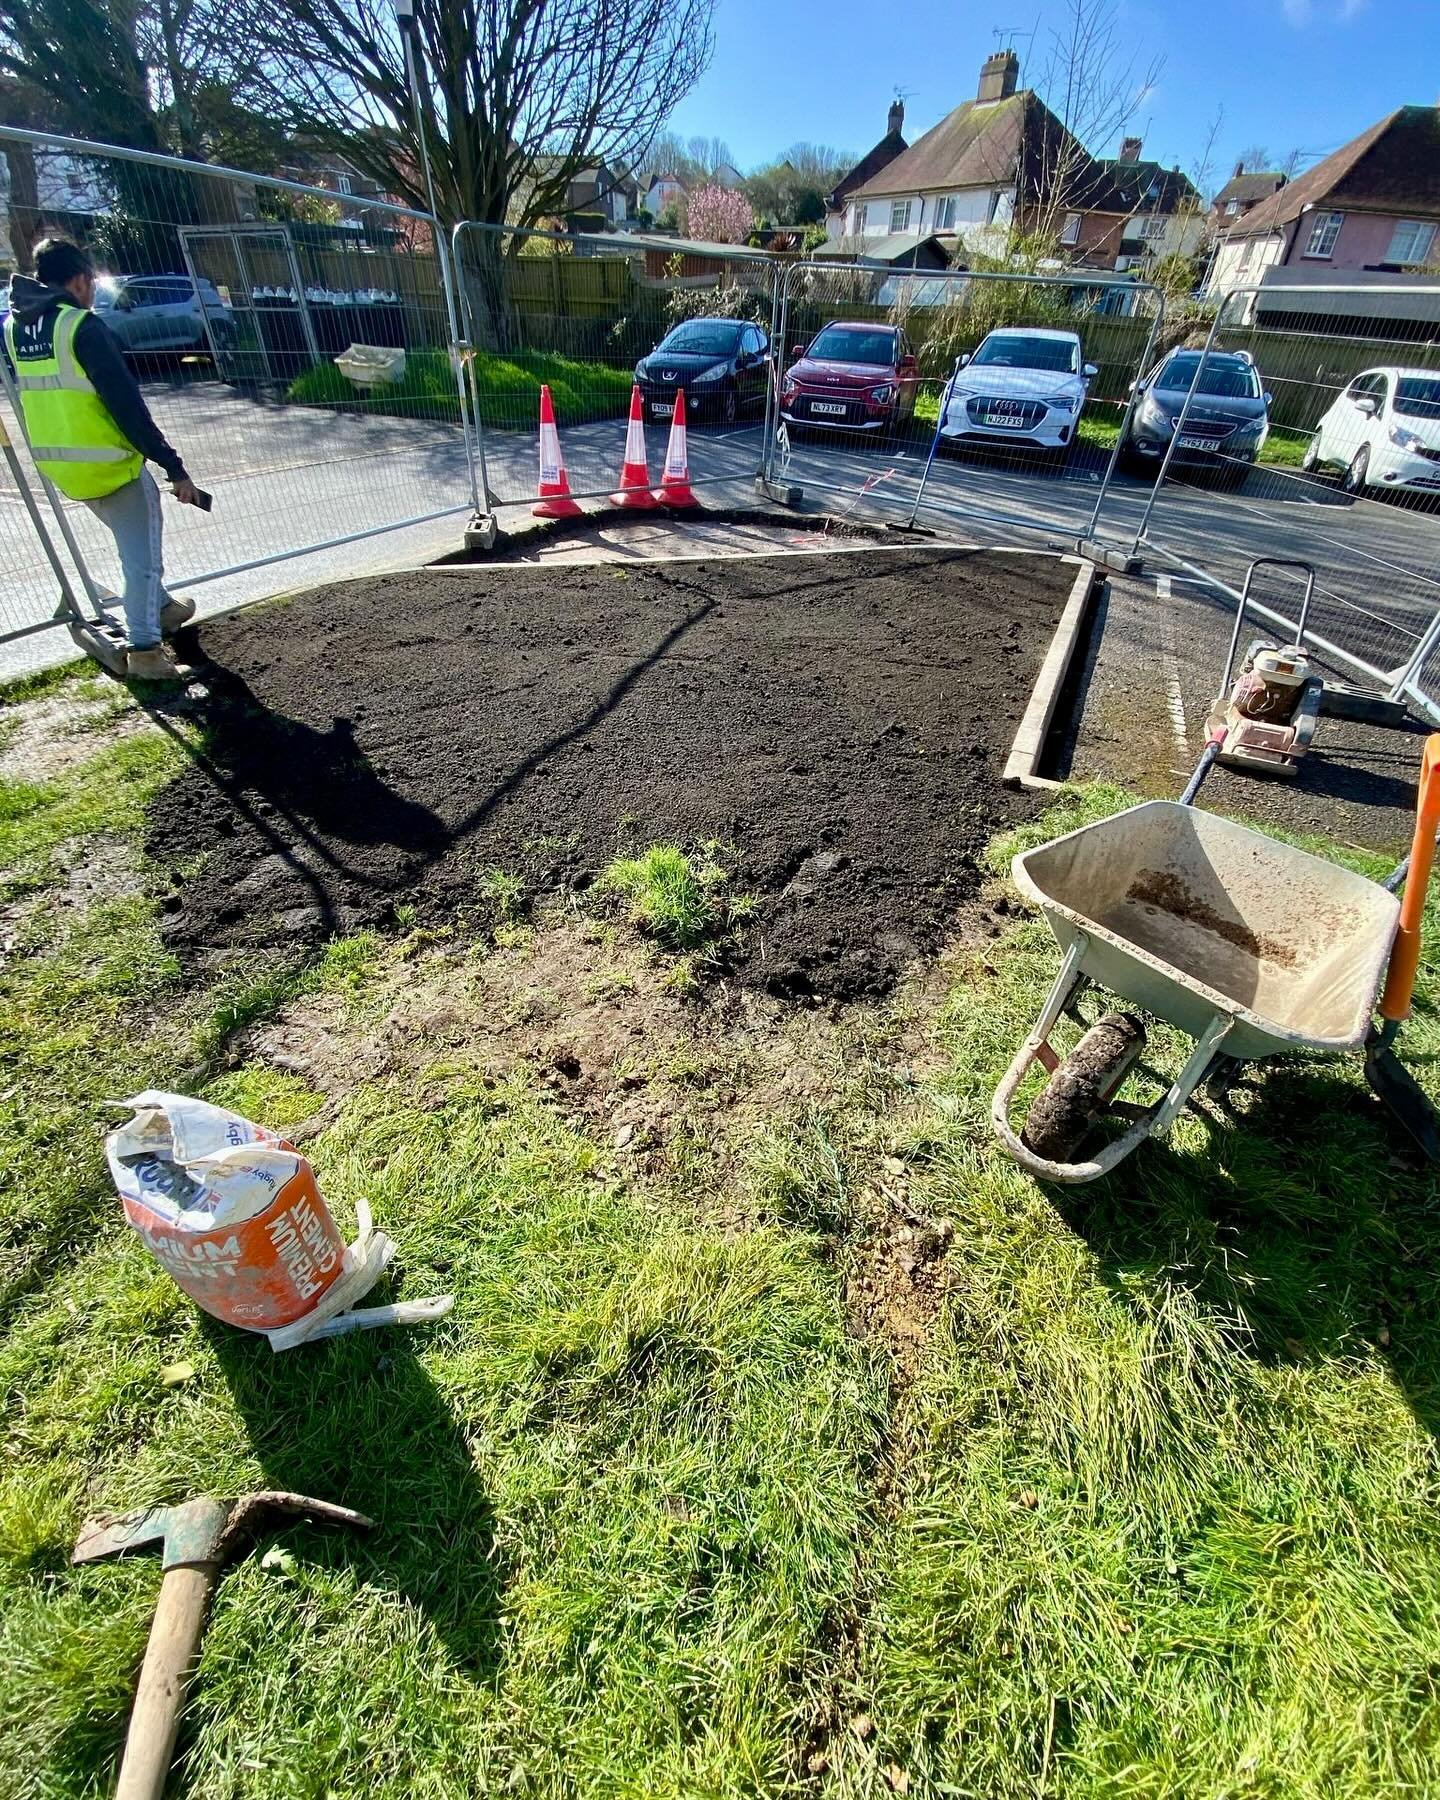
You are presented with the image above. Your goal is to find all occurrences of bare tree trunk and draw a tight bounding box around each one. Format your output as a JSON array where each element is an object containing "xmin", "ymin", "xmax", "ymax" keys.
[{"xmin": 4, "ymin": 135, "xmax": 41, "ymax": 271}]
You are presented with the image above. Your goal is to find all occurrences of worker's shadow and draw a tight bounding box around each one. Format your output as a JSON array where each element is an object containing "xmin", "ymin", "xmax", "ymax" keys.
[
  {"xmin": 138, "ymin": 659, "xmax": 448, "ymax": 939},
  {"xmin": 206, "ymin": 1316, "xmax": 502, "ymax": 1679},
  {"xmin": 173, "ymin": 657, "xmax": 447, "ymax": 854},
  {"xmin": 1057, "ymin": 1054, "xmax": 1440, "ymax": 1442}
]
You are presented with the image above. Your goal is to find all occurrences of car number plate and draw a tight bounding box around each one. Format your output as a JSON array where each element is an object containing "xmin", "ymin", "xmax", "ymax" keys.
[
  {"xmin": 811, "ymin": 401, "xmax": 847, "ymax": 415},
  {"xmin": 1177, "ymin": 435, "xmax": 1213, "ymax": 450},
  {"xmin": 652, "ymin": 402, "xmax": 673, "ymax": 417},
  {"xmin": 983, "ymin": 414, "xmax": 1027, "ymax": 429}
]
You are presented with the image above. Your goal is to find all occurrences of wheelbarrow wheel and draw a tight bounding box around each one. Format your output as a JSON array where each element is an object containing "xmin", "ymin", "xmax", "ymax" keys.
[{"xmin": 1021, "ymin": 1011, "xmax": 1147, "ymax": 1163}]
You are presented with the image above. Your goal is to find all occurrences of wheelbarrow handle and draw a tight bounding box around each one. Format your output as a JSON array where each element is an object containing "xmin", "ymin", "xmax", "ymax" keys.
[{"xmin": 1380, "ymin": 732, "xmax": 1440, "ymax": 1025}]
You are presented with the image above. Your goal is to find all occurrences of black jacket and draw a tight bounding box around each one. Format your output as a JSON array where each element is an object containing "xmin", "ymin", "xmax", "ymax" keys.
[{"xmin": 7, "ymin": 275, "xmax": 189, "ymax": 482}]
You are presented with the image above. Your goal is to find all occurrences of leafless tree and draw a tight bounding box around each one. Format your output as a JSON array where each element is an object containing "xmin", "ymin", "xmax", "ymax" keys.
[
  {"xmin": 1190, "ymin": 106, "xmax": 1225, "ymax": 207},
  {"xmin": 1024, "ymin": 0, "xmax": 1164, "ymax": 247},
  {"xmin": 240, "ymin": 0, "xmax": 717, "ymax": 230},
  {"xmin": 1235, "ymin": 143, "xmax": 1272, "ymax": 176}
]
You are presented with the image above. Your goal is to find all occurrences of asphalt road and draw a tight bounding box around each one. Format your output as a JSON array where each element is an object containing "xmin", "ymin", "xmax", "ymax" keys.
[{"xmin": 6, "ymin": 379, "xmax": 1440, "ymax": 712}]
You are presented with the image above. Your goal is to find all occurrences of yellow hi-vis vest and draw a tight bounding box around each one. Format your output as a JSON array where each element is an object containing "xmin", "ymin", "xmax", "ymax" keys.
[{"xmin": 4, "ymin": 303, "xmax": 143, "ymax": 500}]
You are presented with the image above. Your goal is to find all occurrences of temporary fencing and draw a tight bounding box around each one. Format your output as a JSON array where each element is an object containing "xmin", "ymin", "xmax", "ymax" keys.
[
  {"xmin": 0, "ymin": 124, "xmax": 476, "ymax": 648},
  {"xmin": 450, "ymin": 221, "xmax": 780, "ymax": 511},
  {"xmin": 764, "ymin": 259, "xmax": 1167, "ymax": 542},
  {"xmin": 7, "ymin": 123, "xmax": 1440, "ymax": 728},
  {"xmin": 1088, "ymin": 280, "xmax": 1440, "ymax": 718}
]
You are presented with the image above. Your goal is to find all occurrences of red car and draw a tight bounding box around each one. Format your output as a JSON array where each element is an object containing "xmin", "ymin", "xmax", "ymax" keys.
[{"xmin": 780, "ymin": 321, "xmax": 919, "ymax": 433}]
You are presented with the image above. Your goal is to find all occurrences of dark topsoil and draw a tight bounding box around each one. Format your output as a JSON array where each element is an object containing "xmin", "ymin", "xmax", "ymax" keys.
[{"xmin": 148, "ymin": 548, "xmax": 1077, "ymax": 999}]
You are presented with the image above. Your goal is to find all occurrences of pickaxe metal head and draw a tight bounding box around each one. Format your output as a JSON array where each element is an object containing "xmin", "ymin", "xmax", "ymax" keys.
[{"xmin": 72, "ymin": 1491, "xmax": 374, "ymax": 1571}]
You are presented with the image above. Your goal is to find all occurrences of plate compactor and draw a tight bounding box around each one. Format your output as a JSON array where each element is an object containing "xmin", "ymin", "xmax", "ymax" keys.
[{"xmin": 1205, "ymin": 558, "xmax": 1323, "ymax": 778}]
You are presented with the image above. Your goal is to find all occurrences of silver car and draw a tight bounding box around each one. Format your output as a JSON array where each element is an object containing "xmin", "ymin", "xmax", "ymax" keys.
[{"xmin": 94, "ymin": 274, "xmax": 235, "ymax": 362}]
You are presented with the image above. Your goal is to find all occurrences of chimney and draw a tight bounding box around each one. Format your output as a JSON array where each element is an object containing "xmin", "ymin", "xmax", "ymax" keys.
[
  {"xmin": 1118, "ymin": 135, "xmax": 1142, "ymax": 163},
  {"xmin": 1234, "ymin": 157, "xmax": 1245, "ymax": 177},
  {"xmin": 888, "ymin": 97, "xmax": 904, "ymax": 136},
  {"xmin": 977, "ymin": 49, "xmax": 1020, "ymax": 104}
]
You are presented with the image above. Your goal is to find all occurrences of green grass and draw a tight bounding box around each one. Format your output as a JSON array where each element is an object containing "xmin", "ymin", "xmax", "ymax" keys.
[
  {"xmin": 596, "ymin": 843, "xmax": 750, "ymax": 953},
  {"xmin": 4, "ymin": 701, "xmax": 1440, "ymax": 1796},
  {"xmin": 286, "ymin": 347, "xmax": 634, "ymax": 430}
]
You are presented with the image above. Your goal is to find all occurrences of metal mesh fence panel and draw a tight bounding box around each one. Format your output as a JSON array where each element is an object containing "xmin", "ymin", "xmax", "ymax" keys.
[
  {"xmin": 1, "ymin": 126, "xmax": 474, "ymax": 643},
  {"xmin": 1092, "ymin": 280, "xmax": 1440, "ymax": 714},
  {"xmin": 768, "ymin": 261, "xmax": 1164, "ymax": 542},
  {"xmin": 453, "ymin": 222, "xmax": 779, "ymax": 509}
]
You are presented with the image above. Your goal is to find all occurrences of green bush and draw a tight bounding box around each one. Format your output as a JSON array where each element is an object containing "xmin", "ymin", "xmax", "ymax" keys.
[{"xmin": 286, "ymin": 347, "xmax": 635, "ymax": 430}]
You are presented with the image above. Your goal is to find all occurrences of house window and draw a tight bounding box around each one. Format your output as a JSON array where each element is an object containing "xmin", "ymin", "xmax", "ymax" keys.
[
  {"xmin": 1387, "ymin": 220, "xmax": 1437, "ymax": 266},
  {"xmin": 1224, "ymin": 199, "xmax": 1238, "ymax": 215},
  {"xmin": 1303, "ymin": 211, "xmax": 1343, "ymax": 258},
  {"xmin": 335, "ymin": 174, "xmax": 353, "ymax": 196},
  {"xmin": 890, "ymin": 200, "xmax": 912, "ymax": 232},
  {"xmin": 1060, "ymin": 212, "xmax": 1081, "ymax": 245},
  {"xmin": 1140, "ymin": 215, "xmax": 1167, "ymax": 240},
  {"xmin": 934, "ymin": 195, "xmax": 957, "ymax": 230},
  {"xmin": 1237, "ymin": 237, "xmax": 1253, "ymax": 270}
]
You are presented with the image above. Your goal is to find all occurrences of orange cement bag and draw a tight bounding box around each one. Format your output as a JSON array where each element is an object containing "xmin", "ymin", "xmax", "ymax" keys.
[{"xmin": 108, "ymin": 1091, "xmax": 346, "ymax": 1332}]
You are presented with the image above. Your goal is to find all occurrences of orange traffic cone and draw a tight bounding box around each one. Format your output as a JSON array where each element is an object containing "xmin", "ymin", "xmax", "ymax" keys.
[
  {"xmin": 654, "ymin": 388, "xmax": 699, "ymax": 508},
  {"xmin": 533, "ymin": 384, "xmax": 582, "ymax": 518},
  {"xmin": 610, "ymin": 384, "xmax": 659, "ymax": 509}
]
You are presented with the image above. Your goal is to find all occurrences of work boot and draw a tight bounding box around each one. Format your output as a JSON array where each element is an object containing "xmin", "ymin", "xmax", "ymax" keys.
[
  {"xmin": 159, "ymin": 594, "xmax": 196, "ymax": 634},
  {"xmin": 126, "ymin": 643, "xmax": 186, "ymax": 682}
]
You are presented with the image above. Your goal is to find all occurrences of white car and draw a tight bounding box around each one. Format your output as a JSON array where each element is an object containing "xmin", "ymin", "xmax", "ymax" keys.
[
  {"xmin": 939, "ymin": 327, "xmax": 1097, "ymax": 459},
  {"xmin": 1305, "ymin": 366, "xmax": 1440, "ymax": 497}
]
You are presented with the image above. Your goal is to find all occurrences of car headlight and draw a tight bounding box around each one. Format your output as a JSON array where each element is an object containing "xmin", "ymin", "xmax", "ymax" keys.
[
  {"xmin": 1230, "ymin": 417, "xmax": 1265, "ymax": 439},
  {"xmin": 782, "ymin": 374, "xmax": 798, "ymax": 397},
  {"xmin": 871, "ymin": 385, "xmax": 895, "ymax": 404},
  {"xmin": 692, "ymin": 364, "xmax": 726, "ymax": 383},
  {"xmin": 1390, "ymin": 424, "xmax": 1424, "ymax": 452},
  {"xmin": 1044, "ymin": 392, "xmax": 1080, "ymax": 413},
  {"xmin": 1138, "ymin": 393, "xmax": 1172, "ymax": 430}
]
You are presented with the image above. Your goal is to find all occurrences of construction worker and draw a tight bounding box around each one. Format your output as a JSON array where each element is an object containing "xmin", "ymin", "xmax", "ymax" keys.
[{"xmin": 5, "ymin": 237, "xmax": 203, "ymax": 680}]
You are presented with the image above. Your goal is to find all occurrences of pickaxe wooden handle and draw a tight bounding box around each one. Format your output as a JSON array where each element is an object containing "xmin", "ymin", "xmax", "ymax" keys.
[{"xmin": 115, "ymin": 1560, "xmax": 221, "ymax": 1800}]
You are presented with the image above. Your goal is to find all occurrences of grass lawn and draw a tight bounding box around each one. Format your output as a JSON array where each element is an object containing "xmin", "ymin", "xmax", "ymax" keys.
[
  {"xmin": 3, "ymin": 676, "xmax": 1440, "ymax": 1795},
  {"xmin": 287, "ymin": 348, "xmax": 635, "ymax": 430}
]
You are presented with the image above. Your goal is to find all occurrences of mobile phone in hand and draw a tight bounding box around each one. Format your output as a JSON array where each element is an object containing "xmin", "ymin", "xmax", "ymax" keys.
[{"xmin": 193, "ymin": 488, "xmax": 213, "ymax": 511}]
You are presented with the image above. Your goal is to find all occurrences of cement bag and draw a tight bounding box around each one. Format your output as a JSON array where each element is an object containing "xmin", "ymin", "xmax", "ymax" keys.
[{"xmin": 108, "ymin": 1091, "xmax": 347, "ymax": 1332}]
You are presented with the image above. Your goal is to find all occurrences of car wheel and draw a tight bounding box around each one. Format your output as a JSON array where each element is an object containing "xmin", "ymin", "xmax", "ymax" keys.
[
  {"xmin": 1301, "ymin": 434, "xmax": 1322, "ymax": 473},
  {"xmin": 1117, "ymin": 441, "xmax": 1153, "ymax": 480},
  {"xmin": 1343, "ymin": 445, "xmax": 1370, "ymax": 495}
]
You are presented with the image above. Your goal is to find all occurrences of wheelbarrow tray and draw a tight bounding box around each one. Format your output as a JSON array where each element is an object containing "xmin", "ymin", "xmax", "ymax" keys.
[{"xmin": 1013, "ymin": 801, "xmax": 1398, "ymax": 1061}]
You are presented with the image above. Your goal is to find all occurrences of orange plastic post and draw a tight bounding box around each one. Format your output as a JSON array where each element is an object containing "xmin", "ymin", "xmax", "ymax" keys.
[{"xmin": 1380, "ymin": 732, "xmax": 1440, "ymax": 1022}]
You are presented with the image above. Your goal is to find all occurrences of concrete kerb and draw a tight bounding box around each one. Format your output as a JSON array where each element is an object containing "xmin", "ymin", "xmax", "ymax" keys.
[{"xmin": 1003, "ymin": 556, "xmax": 1102, "ymax": 791}]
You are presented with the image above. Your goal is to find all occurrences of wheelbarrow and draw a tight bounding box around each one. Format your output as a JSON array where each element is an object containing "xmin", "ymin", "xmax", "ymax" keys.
[{"xmin": 991, "ymin": 734, "xmax": 1440, "ymax": 1184}]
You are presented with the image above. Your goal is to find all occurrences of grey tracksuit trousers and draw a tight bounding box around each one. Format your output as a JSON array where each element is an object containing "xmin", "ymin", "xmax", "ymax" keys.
[{"xmin": 82, "ymin": 468, "xmax": 174, "ymax": 649}]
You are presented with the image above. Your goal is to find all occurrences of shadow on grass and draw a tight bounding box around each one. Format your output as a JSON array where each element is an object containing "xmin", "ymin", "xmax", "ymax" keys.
[
  {"xmin": 206, "ymin": 1316, "xmax": 503, "ymax": 1678},
  {"xmin": 1059, "ymin": 1056, "xmax": 1440, "ymax": 1439}
]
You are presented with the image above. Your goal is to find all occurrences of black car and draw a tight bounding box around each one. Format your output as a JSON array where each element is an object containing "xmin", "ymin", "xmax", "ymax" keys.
[
  {"xmin": 1119, "ymin": 348, "xmax": 1272, "ymax": 487},
  {"xmin": 635, "ymin": 318, "xmax": 771, "ymax": 426}
]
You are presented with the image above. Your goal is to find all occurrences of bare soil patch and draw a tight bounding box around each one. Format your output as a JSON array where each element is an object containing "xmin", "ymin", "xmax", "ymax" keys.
[{"xmin": 149, "ymin": 548, "xmax": 1073, "ymax": 998}]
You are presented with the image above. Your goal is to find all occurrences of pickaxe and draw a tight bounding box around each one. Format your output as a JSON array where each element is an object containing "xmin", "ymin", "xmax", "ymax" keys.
[{"xmin": 73, "ymin": 1491, "xmax": 374, "ymax": 1800}]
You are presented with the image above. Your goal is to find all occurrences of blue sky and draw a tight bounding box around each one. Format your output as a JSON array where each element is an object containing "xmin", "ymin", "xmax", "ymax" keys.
[{"xmin": 665, "ymin": 0, "xmax": 1440, "ymax": 192}]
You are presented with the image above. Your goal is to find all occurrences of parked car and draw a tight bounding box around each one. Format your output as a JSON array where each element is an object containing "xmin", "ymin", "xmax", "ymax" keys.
[
  {"xmin": 1119, "ymin": 347, "xmax": 1270, "ymax": 486},
  {"xmin": 780, "ymin": 322, "xmax": 918, "ymax": 434},
  {"xmin": 938, "ymin": 327, "xmax": 1096, "ymax": 460},
  {"xmin": 1304, "ymin": 367, "xmax": 1440, "ymax": 498},
  {"xmin": 635, "ymin": 318, "xmax": 771, "ymax": 426},
  {"xmin": 93, "ymin": 273, "xmax": 235, "ymax": 364}
]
